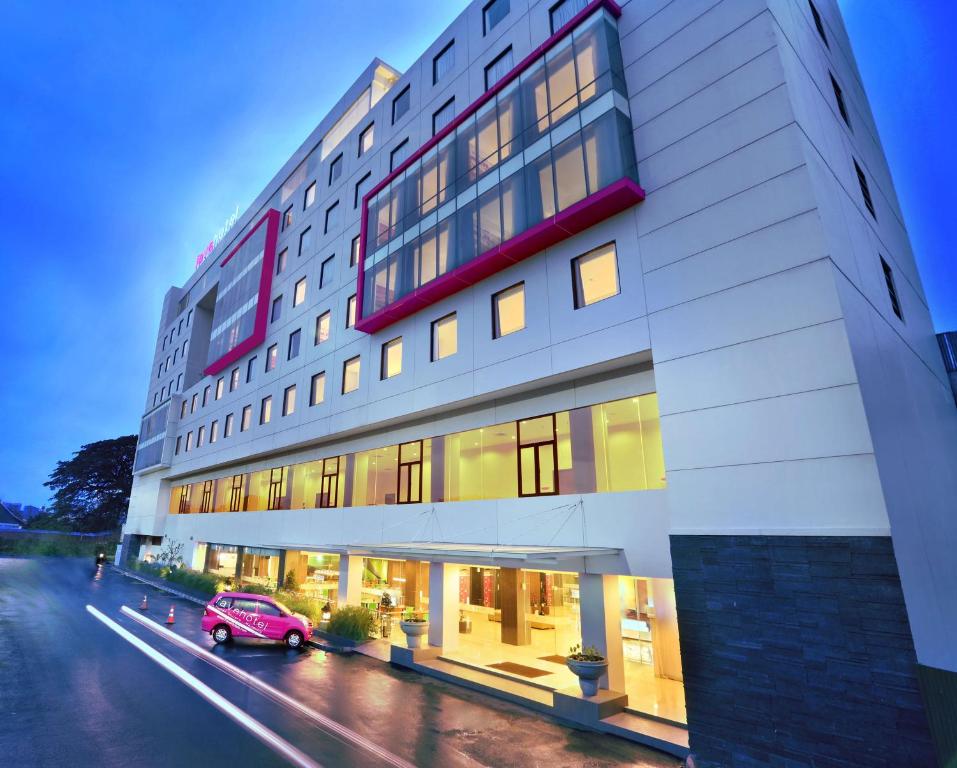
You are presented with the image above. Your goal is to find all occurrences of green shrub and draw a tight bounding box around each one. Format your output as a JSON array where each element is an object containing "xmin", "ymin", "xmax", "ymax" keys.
[
  {"xmin": 237, "ymin": 582, "xmax": 273, "ymax": 596},
  {"xmin": 327, "ymin": 605, "xmax": 373, "ymax": 642},
  {"xmin": 283, "ymin": 570, "xmax": 300, "ymax": 593},
  {"xmin": 274, "ymin": 591, "xmax": 324, "ymax": 624},
  {"xmin": 165, "ymin": 567, "xmax": 222, "ymax": 597}
]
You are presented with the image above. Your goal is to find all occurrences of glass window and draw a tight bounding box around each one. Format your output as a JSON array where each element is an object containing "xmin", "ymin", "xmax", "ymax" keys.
[
  {"xmin": 271, "ymin": 295, "xmax": 283, "ymax": 323},
  {"xmin": 483, "ymin": 0, "xmax": 510, "ymax": 34},
  {"xmin": 358, "ymin": 123, "xmax": 374, "ymax": 156},
  {"xmin": 346, "ymin": 294, "xmax": 357, "ymax": 328},
  {"xmin": 191, "ymin": 393, "xmax": 198, "ymax": 413},
  {"xmin": 549, "ymin": 0, "xmax": 588, "ymax": 34},
  {"xmin": 398, "ymin": 441, "xmax": 423, "ymax": 503},
  {"xmin": 282, "ymin": 385, "xmax": 296, "ymax": 416},
  {"xmin": 180, "ymin": 400, "xmax": 187, "ymax": 419},
  {"xmin": 288, "ymin": 329, "xmax": 301, "ymax": 360},
  {"xmin": 283, "ymin": 205, "xmax": 294, "ymax": 231},
  {"xmin": 315, "ymin": 311, "xmax": 331, "ymax": 344},
  {"xmin": 185, "ymin": 431, "xmax": 193, "ymax": 452},
  {"xmin": 310, "ymin": 372, "xmax": 326, "ymax": 406},
  {"xmin": 431, "ymin": 313, "xmax": 457, "ymax": 361},
  {"xmin": 830, "ymin": 73, "xmax": 850, "ymax": 128},
  {"xmin": 492, "ymin": 282, "xmax": 525, "ymax": 338},
  {"xmin": 381, "ymin": 337, "xmax": 402, "ymax": 379},
  {"xmin": 230, "ymin": 367, "xmax": 239, "ymax": 392},
  {"xmin": 241, "ymin": 405, "xmax": 252, "ymax": 431},
  {"xmin": 276, "ymin": 248, "xmax": 288, "ymax": 275},
  {"xmin": 355, "ymin": 172, "xmax": 372, "ymax": 209},
  {"xmin": 324, "ymin": 201, "xmax": 340, "ymax": 234},
  {"xmin": 304, "ymin": 181, "xmax": 317, "ymax": 209},
  {"xmin": 260, "ymin": 396, "xmax": 272, "ymax": 425},
  {"xmin": 203, "ymin": 385, "xmax": 211, "ymax": 407},
  {"xmin": 247, "ymin": 356, "xmax": 257, "ymax": 383},
  {"xmin": 266, "ymin": 344, "xmax": 278, "ymax": 372},
  {"xmin": 215, "ymin": 377, "xmax": 224, "ymax": 400},
  {"xmin": 210, "ymin": 420, "xmax": 219, "ymax": 443},
  {"xmin": 177, "ymin": 372, "xmax": 182, "ymax": 391},
  {"xmin": 350, "ymin": 235, "xmax": 361, "ymax": 267},
  {"xmin": 881, "ymin": 256, "xmax": 903, "ymax": 320},
  {"xmin": 197, "ymin": 425, "xmax": 206, "ymax": 447},
  {"xmin": 433, "ymin": 40, "xmax": 455, "ymax": 84},
  {"xmin": 855, "ymin": 159, "xmax": 876, "ymax": 218},
  {"xmin": 433, "ymin": 98, "xmax": 455, "ymax": 136},
  {"xmin": 342, "ymin": 356, "xmax": 361, "ymax": 394},
  {"xmin": 299, "ymin": 226, "xmax": 312, "ymax": 256},
  {"xmin": 329, "ymin": 153, "xmax": 343, "ymax": 185},
  {"xmin": 518, "ymin": 414, "xmax": 558, "ymax": 496},
  {"xmin": 175, "ymin": 435, "xmax": 181, "ymax": 455},
  {"xmin": 553, "ymin": 132, "xmax": 587, "ymax": 211},
  {"xmin": 485, "ymin": 46, "xmax": 514, "ymax": 90},
  {"xmin": 293, "ymin": 277, "xmax": 307, "ymax": 306},
  {"xmin": 390, "ymin": 139, "xmax": 410, "ymax": 172},
  {"xmin": 572, "ymin": 242, "xmax": 619, "ymax": 308},
  {"xmin": 809, "ymin": 0, "xmax": 829, "ymax": 48},
  {"xmin": 392, "ymin": 85, "xmax": 411, "ymax": 124},
  {"xmin": 224, "ymin": 413, "xmax": 234, "ymax": 438}
]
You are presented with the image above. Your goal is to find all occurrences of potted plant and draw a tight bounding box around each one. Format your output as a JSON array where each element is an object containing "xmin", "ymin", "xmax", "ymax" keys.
[
  {"xmin": 399, "ymin": 609, "xmax": 429, "ymax": 649},
  {"xmin": 566, "ymin": 644, "xmax": 608, "ymax": 696}
]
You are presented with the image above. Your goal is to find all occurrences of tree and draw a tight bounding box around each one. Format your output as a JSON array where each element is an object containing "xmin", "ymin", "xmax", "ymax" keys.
[{"xmin": 42, "ymin": 435, "xmax": 136, "ymax": 532}]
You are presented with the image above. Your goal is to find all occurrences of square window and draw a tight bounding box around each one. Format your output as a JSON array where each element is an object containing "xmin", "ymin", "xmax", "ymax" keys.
[
  {"xmin": 433, "ymin": 40, "xmax": 455, "ymax": 84},
  {"xmin": 484, "ymin": 46, "xmax": 514, "ymax": 90},
  {"xmin": 230, "ymin": 367, "xmax": 240, "ymax": 391},
  {"xmin": 355, "ymin": 172, "xmax": 372, "ymax": 209},
  {"xmin": 260, "ymin": 396, "xmax": 272, "ymax": 425},
  {"xmin": 276, "ymin": 248, "xmax": 288, "ymax": 275},
  {"xmin": 381, "ymin": 337, "xmax": 403, "ymax": 379},
  {"xmin": 346, "ymin": 294, "xmax": 357, "ymax": 328},
  {"xmin": 293, "ymin": 277, "xmax": 307, "ymax": 306},
  {"xmin": 350, "ymin": 235, "xmax": 361, "ymax": 267},
  {"xmin": 572, "ymin": 243, "xmax": 620, "ymax": 308},
  {"xmin": 432, "ymin": 98, "xmax": 455, "ymax": 136},
  {"xmin": 324, "ymin": 201, "xmax": 339, "ymax": 234},
  {"xmin": 215, "ymin": 377, "xmax": 224, "ymax": 400},
  {"xmin": 329, "ymin": 153, "xmax": 343, "ymax": 185},
  {"xmin": 282, "ymin": 385, "xmax": 296, "ymax": 416},
  {"xmin": 283, "ymin": 205, "xmax": 293, "ymax": 231},
  {"xmin": 241, "ymin": 405, "xmax": 252, "ymax": 431},
  {"xmin": 315, "ymin": 311, "xmax": 331, "ymax": 344},
  {"xmin": 342, "ymin": 356, "xmax": 361, "ymax": 394},
  {"xmin": 431, "ymin": 313, "xmax": 457, "ymax": 361},
  {"xmin": 298, "ymin": 226, "xmax": 312, "ymax": 256},
  {"xmin": 246, "ymin": 356, "xmax": 257, "ymax": 383},
  {"xmin": 880, "ymin": 256, "xmax": 904, "ymax": 320},
  {"xmin": 210, "ymin": 420, "xmax": 219, "ymax": 444},
  {"xmin": 304, "ymin": 181, "xmax": 317, "ymax": 209},
  {"xmin": 392, "ymin": 85, "xmax": 411, "ymax": 124},
  {"xmin": 266, "ymin": 344, "xmax": 278, "ymax": 372},
  {"xmin": 492, "ymin": 282, "xmax": 525, "ymax": 338},
  {"xmin": 390, "ymin": 139, "xmax": 410, "ymax": 172},
  {"xmin": 288, "ymin": 329, "xmax": 301, "ymax": 360},
  {"xmin": 358, "ymin": 123, "xmax": 374, "ymax": 156},
  {"xmin": 310, "ymin": 372, "xmax": 326, "ymax": 405},
  {"xmin": 224, "ymin": 413, "xmax": 234, "ymax": 438},
  {"xmin": 483, "ymin": 0, "xmax": 509, "ymax": 34},
  {"xmin": 271, "ymin": 295, "xmax": 283, "ymax": 323},
  {"xmin": 317, "ymin": 255, "xmax": 334, "ymax": 289}
]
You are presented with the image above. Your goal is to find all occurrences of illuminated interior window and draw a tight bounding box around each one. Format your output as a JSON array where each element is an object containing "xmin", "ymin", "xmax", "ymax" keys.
[
  {"xmin": 342, "ymin": 356, "xmax": 361, "ymax": 394},
  {"xmin": 282, "ymin": 385, "xmax": 296, "ymax": 417},
  {"xmin": 358, "ymin": 123, "xmax": 375, "ymax": 157},
  {"xmin": 293, "ymin": 277, "xmax": 307, "ymax": 307},
  {"xmin": 492, "ymin": 282, "xmax": 525, "ymax": 338},
  {"xmin": 230, "ymin": 367, "xmax": 239, "ymax": 391},
  {"xmin": 315, "ymin": 311, "xmax": 331, "ymax": 345},
  {"xmin": 304, "ymin": 181, "xmax": 317, "ymax": 209},
  {"xmin": 224, "ymin": 413, "xmax": 234, "ymax": 438},
  {"xmin": 310, "ymin": 372, "xmax": 326, "ymax": 405},
  {"xmin": 260, "ymin": 395, "xmax": 272, "ymax": 425},
  {"xmin": 350, "ymin": 235, "xmax": 361, "ymax": 267},
  {"xmin": 431, "ymin": 313, "xmax": 457, "ymax": 361},
  {"xmin": 265, "ymin": 344, "xmax": 278, "ymax": 372},
  {"xmin": 573, "ymin": 242, "xmax": 619, "ymax": 308},
  {"xmin": 241, "ymin": 405, "xmax": 252, "ymax": 431},
  {"xmin": 346, "ymin": 295, "xmax": 357, "ymax": 328},
  {"xmin": 210, "ymin": 420, "xmax": 219, "ymax": 443},
  {"xmin": 381, "ymin": 337, "xmax": 403, "ymax": 379},
  {"xmin": 215, "ymin": 378, "xmax": 224, "ymax": 400}
]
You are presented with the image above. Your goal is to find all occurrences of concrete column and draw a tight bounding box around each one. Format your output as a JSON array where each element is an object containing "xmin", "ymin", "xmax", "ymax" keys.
[
  {"xmin": 427, "ymin": 562, "xmax": 459, "ymax": 651},
  {"xmin": 234, "ymin": 546, "xmax": 245, "ymax": 585},
  {"xmin": 579, "ymin": 573, "xmax": 625, "ymax": 692},
  {"xmin": 650, "ymin": 578, "xmax": 684, "ymax": 682},
  {"xmin": 500, "ymin": 567, "xmax": 529, "ymax": 646},
  {"xmin": 337, "ymin": 554, "xmax": 363, "ymax": 607}
]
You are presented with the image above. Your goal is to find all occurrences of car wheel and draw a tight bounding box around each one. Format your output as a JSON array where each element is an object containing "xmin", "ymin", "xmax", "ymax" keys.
[
  {"xmin": 212, "ymin": 625, "xmax": 231, "ymax": 644},
  {"xmin": 285, "ymin": 630, "xmax": 304, "ymax": 649}
]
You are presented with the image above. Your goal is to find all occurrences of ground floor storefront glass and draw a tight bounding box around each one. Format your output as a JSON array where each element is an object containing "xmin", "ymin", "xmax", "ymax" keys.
[
  {"xmin": 362, "ymin": 558, "xmax": 430, "ymax": 637},
  {"xmin": 204, "ymin": 543, "xmax": 238, "ymax": 582},
  {"xmin": 239, "ymin": 547, "xmax": 281, "ymax": 589}
]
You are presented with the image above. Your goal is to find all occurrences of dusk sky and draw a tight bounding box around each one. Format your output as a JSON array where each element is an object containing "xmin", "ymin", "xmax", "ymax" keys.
[{"xmin": 1, "ymin": 1, "xmax": 953, "ymax": 507}]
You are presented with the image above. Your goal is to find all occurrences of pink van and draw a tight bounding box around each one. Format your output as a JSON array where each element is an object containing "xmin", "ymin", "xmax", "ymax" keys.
[{"xmin": 201, "ymin": 591, "xmax": 312, "ymax": 649}]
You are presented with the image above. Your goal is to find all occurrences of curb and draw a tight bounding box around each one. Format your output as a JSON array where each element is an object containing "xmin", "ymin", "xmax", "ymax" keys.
[{"xmin": 111, "ymin": 565, "xmax": 341, "ymax": 652}]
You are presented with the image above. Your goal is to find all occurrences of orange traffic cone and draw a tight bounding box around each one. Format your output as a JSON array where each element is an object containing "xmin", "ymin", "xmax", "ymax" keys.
[
  {"xmin": 140, "ymin": 594, "xmax": 149, "ymax": 611},
  {"xmin": 166, "ymin": 605, "xmax": 175, "ymax": 625}
]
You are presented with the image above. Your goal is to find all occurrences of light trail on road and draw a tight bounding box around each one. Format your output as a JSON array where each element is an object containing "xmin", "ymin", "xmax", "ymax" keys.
[
  {"xmin": 86, "ymin": 604, "xmax": 323, "ymax": 768},
  {"xmin": 119, "ymin": 604, "xmax": 418, "ymax": 768}
]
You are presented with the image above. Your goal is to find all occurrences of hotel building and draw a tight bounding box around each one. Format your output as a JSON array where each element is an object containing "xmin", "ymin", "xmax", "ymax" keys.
[{"xmin": 122, "ymin": 0, "xmax": 957, "ymax": 764}]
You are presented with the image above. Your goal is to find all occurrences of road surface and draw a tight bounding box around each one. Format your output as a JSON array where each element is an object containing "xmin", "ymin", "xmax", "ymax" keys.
[{"xmin": 0, "ymin": 557, "xmax": 680, "ymax": 767}]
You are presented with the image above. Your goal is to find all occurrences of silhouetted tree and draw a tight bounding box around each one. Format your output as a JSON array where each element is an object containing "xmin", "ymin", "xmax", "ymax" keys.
[{"xmin": 42, "ymin": 435, "xmax": 136, "ymax": 532}]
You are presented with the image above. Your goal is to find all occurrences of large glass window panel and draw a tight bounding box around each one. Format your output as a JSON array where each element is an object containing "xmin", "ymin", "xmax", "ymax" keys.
[
  {"xmin": 553, "ymin": 132, "xmax": 587, "ymax": 211},
  {"xmin": 521, "ymin": 60, "xmax": 550, "ymax": 144},
  {"xmin": 525, "ymin": 150, "xmax": 557, "ymax": 226},
  {"xmin": 500, "ymin": 169, "xmax": 526, "ymax": 241},
  {"xmin": 476, "ymin": 103, "xmax": 500, "ymax": 177},
  {"xmin": 497, "ymin": 82, "xmax": 523, "ymax": 161},
  {"xmin": 546, "ymin": 38, "xmax": 579, "ymax": 124},
  {"xmin": 478, "ymin": 186, "xmax": 502, "ymax": 253}
]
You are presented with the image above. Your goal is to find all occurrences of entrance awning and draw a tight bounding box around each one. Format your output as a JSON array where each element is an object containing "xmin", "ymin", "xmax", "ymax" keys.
[{"xmin": 269, "ymin": 541, "xmax": 622, "ymax": 567}]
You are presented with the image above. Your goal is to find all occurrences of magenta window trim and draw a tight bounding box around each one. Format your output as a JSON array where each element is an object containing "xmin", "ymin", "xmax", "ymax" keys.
[
  {"xmin": 356, "ymin": 0, "xmax": 626, "ymax": 333},
  {"xmin": 204, "ymin": 208, "xmax": 281, "ymax": 377}
]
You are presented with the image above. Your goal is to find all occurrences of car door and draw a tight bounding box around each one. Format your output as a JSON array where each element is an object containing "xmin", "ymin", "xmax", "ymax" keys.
[
  {"xmin": 256, "ymin": 599, "xmax": 285, "ymax": 640},
  {"xmin": 228, "ymin": 597, "xmax": 264, "ymax": 638}
]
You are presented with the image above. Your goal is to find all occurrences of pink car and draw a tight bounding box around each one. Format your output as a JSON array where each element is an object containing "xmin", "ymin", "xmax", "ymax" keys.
[{"xmin": 202, "ymin": 592, "xmax": 312, "ymax": 650}]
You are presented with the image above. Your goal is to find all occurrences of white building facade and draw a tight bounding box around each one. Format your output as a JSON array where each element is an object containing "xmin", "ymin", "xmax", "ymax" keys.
[{"xmin": 123, "ymin": 1, "xmax": 957, "ymax": 764}]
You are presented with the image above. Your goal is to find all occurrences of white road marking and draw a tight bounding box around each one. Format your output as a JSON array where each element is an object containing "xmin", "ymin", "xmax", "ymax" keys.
[
  {"xmin": 85, "ymin": 605, "xmax": 322, "ymax": 768},
  {"xmin": 120, "ymin": 605, "xmax": 416, "ymax": 768}
]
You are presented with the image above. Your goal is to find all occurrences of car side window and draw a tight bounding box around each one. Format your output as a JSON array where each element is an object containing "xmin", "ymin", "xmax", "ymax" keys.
[
  {"xmin": 232, "ymin": 598, "xmax": 258, "ymax": 613},
  {"xmin": 215, "ymin": 597, "xmax": 232, "ymax": 609},
  {"xmin": 257, "ymin": 601, "xmax": 282, "ymax": 617}
]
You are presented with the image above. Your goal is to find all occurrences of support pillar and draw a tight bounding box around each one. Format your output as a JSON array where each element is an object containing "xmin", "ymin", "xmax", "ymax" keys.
[
  {"xmin": 337, "ymin": 554, "xmax": 363, "ymax": 607},
  {"xmin": 579, "ymin": 573, "xmax": 625, "ymax": 692},
  {"xmin": 500, "ymin": 567, "xmax": 529, "ymax": 646},
  {"xmin": 427, "ymin": 562, "xmax": 459, "ymax": 651},
  {"xmin": 234, "ymin": 546, "xmax": 245, "ymax": 586}
]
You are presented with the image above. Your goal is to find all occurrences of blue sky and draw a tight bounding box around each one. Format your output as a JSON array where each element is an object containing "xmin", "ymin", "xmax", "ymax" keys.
[{"xmin": 0, "ymin": 1, "xmax": 953, "ymax": 507}]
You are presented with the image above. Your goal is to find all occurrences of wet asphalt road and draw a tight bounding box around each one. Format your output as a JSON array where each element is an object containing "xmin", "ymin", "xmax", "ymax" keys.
[{"xmin": 0, "ymin": 558, "xmax": 680, "ymax": 768}]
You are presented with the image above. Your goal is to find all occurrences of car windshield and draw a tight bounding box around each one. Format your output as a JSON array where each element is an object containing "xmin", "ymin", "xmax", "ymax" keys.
[{"xmin": 273, "ymin": 599, "xmax": 293, "ymax": 615}]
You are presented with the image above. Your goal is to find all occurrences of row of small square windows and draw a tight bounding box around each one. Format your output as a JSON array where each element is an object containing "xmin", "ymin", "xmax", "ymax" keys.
[{"xmin": 173, "ymin": 241, "xmax": 620, "ymax": 455}]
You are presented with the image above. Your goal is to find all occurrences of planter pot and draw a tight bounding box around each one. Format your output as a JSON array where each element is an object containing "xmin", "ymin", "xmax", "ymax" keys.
[
  {"xmin": 400, "ymin": 620, "xmax": 429, "ymax": 649},
  {"xmin": 566, "ymin": 658, "xmax": 608, "ymax": 697}
]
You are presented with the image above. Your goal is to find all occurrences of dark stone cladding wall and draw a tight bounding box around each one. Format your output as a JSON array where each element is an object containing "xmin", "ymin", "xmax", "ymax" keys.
[{"xmin": 670, "ymin": 534, "xmax": 936, "ymax": 768}]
